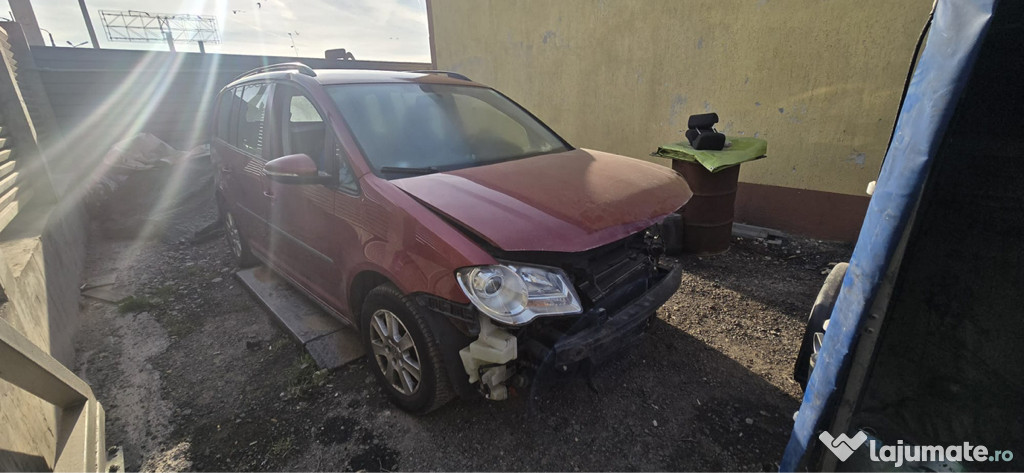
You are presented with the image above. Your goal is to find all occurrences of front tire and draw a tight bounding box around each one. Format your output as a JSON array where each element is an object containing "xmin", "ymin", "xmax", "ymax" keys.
[{"xmin": 360, "ymin": 283, "xmax": 454, "ymax": 414}]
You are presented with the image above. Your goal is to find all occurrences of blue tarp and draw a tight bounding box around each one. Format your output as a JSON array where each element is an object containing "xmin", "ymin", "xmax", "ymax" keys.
[{"xmin": 779, "ymin": 0, "xmax": 996, "ymax": 470}]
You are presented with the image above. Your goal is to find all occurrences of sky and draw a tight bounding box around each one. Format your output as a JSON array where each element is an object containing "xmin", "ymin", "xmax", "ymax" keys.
[{"xmin": 0, "ymin": 0, "xmax": 431, "ymax": 62}]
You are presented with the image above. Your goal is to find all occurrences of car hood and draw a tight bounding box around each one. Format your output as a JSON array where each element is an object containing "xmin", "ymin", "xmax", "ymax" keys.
[{"xmin": 392, "ymin": 148, "xmax": 693, "ymax": 252}]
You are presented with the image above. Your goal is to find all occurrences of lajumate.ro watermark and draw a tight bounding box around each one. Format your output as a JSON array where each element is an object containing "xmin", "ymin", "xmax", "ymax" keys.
[{"xmin": 820, "ymin": 430, "xmax": 1014, "ymax": 468}]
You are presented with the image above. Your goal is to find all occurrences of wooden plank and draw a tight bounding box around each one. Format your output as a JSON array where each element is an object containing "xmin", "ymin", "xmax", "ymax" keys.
[
  {"xmin": 0, "ymin": 25, "xmax": 41, "ymax": 162},
  {"xmin": 0, "ymin": 147, "xmax": 15, "ymax": 163},
  {"xmin": 0, "ymin": 184, "xmax": 28, "ymax": 233},
  {"xmin": 0, "ymin": 169, "xmax": 17, "ymax": 196},
  {"xmin": 0, "ymin": 137, "xmax": 6, "ymax": 149},
  {"xmin": 0, "ymin": 180, "xmax": 22, "ymax": 208},
  {"xmin": 0, "ymin": 160, "xmax": 15, "ymax": 180},
  {"xmin": 0, "ymin": 202, "xmax": 19, "ymax": 234}
]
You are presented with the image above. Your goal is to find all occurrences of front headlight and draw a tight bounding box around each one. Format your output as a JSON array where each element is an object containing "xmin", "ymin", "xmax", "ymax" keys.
[{"xmin": 456, "ymin": 263, "xmax": 582, "ymax": 325}]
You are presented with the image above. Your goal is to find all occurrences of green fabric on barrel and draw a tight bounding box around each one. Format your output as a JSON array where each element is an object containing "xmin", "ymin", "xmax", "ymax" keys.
[{"xmin": 655, "ymin": 136, "xmax": 767, "ymax": 173}]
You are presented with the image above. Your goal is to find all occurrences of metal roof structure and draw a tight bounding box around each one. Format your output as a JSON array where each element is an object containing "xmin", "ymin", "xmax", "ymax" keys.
[{"xmin": 99, "ymin": 10, "xmax": 220, "ymax": 44}]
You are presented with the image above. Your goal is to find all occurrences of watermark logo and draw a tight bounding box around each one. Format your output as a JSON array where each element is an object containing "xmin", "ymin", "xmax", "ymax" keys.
[
  {"xmin": 819, "ymin": 431, "xmax": 867, "ymax": 462},
  {"xmin": 819, "ymin": 430, "xmax": 1014, "ymax": 468}
]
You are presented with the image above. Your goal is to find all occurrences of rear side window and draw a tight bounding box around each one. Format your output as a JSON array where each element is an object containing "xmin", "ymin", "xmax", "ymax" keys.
[
  {"xmin": 228, "ymin": 87, "xmax": 244, "ymax": 147},
  {"xmin": 237, "ymin": 84, "xmax": 270, "ymax": 156},
  {"xmin": 215, "ymin": 88, "xmax": 234, "ymax": 142}
]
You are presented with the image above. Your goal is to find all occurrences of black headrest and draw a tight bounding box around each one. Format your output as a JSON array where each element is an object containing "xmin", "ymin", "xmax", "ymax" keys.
[
  {"xmin": 686, "ymin": 112, "xmax": 725, "ymax": 151},
  {"xmin": 687, "ymin": 112, "xmax": 719, "ymax": 129}
]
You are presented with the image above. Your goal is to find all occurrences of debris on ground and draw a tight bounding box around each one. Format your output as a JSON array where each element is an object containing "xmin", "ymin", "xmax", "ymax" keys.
[{"xmin": 84, "ymin": 133, "xmax": 218, "ymax": 243}]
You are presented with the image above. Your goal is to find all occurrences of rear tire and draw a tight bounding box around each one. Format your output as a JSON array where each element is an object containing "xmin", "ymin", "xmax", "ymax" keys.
[
  {"xmin": 360, "ymin": 283, "xmax": 454, "ymax": 414},
  {"xmin": 222, "ymin": 208, "xmax": 258, "ymax": 268}
]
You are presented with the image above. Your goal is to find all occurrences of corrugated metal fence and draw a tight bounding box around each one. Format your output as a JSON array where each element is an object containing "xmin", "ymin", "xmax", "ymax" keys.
[{"xmin": 29, "ymin": 47, "xmax": 429, "ymax": 150}]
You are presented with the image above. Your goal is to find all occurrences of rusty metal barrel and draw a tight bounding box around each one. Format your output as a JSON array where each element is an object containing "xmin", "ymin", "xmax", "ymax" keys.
[
  {"xmin": 673, "ymin": 161, "xmax": 740, "ymax": 255},
  {"xmin": 656, "ymin": 135, "xmax": 766, "ymax": 255}
]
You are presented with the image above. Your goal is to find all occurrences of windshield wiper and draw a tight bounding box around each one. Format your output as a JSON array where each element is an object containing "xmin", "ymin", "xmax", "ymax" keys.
[{"xmin": 379, "ymin": 166, "xmax": 441, "ymax": 175}]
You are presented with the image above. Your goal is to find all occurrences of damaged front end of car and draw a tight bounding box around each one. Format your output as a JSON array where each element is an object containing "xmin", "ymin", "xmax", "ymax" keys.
[{"xmin": 436, "ymin": 225, "xmax": 682, "ymax": 400}]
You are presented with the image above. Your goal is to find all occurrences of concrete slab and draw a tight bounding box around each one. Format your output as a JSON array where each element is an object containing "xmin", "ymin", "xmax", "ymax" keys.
[
  {"xmin": 235, "ymin": 266, "xmax": 364, "ymax": 370},
  {"xmin": 732, "ymin": 222, "xmax": 787, "ymax": 240},
  {"xmin": 306, "ymin": 330, "xmax": 364, "ymax": 371},
  {"xmin": 80, "ymin": 273, "xmax": 116, "ymax": 290},
  {"xmin": 81, "ymin": 286, "xmax": 127, "ymax": 303},
  {"xmin": 236, "ymin": 267, "xmax": 346, "ymax": 343}
]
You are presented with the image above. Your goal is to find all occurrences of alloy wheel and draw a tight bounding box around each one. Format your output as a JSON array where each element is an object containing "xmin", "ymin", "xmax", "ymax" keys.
[
  {"xmin": 369, "ymin": 309, "xmax": 422, "ymax": 395},
  {"xmin": 224, "ymin": 212, "xmax": 243, "ymax": 259}
]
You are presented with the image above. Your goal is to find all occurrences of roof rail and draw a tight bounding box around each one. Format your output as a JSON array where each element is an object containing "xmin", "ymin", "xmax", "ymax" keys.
[
  {"xmin": 410, "ymin": 70, "xmax": 472, "ymax": 81},
  {"xmin": 233, "ymin": 62, "xmax": 317, "ymax": 82}
]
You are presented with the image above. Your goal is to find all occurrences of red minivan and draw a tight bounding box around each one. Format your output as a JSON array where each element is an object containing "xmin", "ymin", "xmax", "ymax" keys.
[{"xmin": 212, "ymin": 63, "xmax": 692, "ymax": 413}]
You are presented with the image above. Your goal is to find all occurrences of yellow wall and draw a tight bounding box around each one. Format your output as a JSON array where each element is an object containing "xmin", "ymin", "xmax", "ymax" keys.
[{"xmin": 429, "ymin": 0, "xmax": 933, "ymax": 196}]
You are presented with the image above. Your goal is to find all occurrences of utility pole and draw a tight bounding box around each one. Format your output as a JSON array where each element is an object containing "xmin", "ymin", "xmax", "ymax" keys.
[
  {"xmin": 8, "ymin": 0, "xmax": 44, "ymax": 46},
  {"xmin": 77, "ymin": 0, "xmax": 100, "ymax": 49},
  {"xmin": 288, "ymin": 32, "xmax": 299, "ymax": 57}
]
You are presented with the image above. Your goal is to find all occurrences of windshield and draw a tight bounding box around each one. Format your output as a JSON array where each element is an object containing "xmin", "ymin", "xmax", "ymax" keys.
[{"xmin": 325, "ymin": 83, "xmax": 570, "ymax": 176}]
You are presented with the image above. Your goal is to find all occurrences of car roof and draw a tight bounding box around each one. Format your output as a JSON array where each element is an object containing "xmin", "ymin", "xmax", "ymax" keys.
[{"xmin": 230, "ymin": 68, "xmax": 485, "ymax": 89}]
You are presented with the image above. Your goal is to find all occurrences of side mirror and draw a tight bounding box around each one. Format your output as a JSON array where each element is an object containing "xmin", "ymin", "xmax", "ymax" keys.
[{"xmin": 264, "ymin": 154, "xmax": 329, "ymax": 185}]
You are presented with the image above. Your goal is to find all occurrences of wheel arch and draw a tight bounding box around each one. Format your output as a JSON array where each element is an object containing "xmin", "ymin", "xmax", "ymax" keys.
[
  {"xmin": 349, "ymin": 270, "xmax": 393, "ymax": 324},
  {"xmin": 349, "ymin": 269, "xmax": 476, "ymax": 400}
]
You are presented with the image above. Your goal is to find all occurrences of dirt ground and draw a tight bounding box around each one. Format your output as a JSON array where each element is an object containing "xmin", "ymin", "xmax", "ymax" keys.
[{"xmin": 74, "ymin": 213, "xmax": 851, "ymax": 472}]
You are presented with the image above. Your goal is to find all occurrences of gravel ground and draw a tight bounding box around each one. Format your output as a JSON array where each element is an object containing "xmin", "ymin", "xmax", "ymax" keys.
[{"xmin": 74, "ymin": 216, "xmax": 851, "ymax": 472}]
